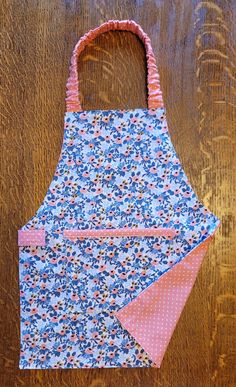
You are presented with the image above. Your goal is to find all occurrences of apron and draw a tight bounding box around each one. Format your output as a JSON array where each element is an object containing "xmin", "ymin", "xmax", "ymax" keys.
[{"xmin": 18, "ymin": 19, "xmax": 220, "ymax": 369}]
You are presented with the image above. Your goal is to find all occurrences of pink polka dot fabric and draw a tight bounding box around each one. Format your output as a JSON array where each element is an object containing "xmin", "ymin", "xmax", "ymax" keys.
[
  {"xmin": 115, "ymin": 236, "xmax": 212, "ymax": 367},
  {"xmin": 18, "ymin": 229, "xmax": 46, "ymax": 246},
  {"xmin": 64, "ymin": 227, "xmax": 177, "ymax": 240}
]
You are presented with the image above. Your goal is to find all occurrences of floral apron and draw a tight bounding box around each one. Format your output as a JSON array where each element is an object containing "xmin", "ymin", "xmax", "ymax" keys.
[{"xmin": 18, "ymin": 20, "xmax": 220, "ymax": 369}]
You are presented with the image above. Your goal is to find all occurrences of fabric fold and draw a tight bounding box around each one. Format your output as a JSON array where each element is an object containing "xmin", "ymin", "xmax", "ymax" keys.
[{"xmin": 115, "ymin": 236, "xmax": 212, "ymax": 367}]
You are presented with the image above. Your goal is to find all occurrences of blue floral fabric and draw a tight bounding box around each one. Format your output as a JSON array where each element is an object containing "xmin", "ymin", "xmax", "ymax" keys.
[{"xmin": 19, "ymin": 107, "xmax": 220, "ymax": 368}]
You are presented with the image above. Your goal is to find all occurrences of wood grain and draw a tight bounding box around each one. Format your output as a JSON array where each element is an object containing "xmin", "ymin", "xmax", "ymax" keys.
[{"xmin": 1, "ymin": 0, "xmax": 235, "ymax": 386}]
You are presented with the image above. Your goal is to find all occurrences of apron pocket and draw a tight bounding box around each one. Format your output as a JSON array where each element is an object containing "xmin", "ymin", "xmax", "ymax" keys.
[
  {"xmin": 61, "ymin": 227, "xmax": 181, "ymax": 367},
  {"xmin": 63, "ymin": 227, "xmax": 178, "ymax": 312}
]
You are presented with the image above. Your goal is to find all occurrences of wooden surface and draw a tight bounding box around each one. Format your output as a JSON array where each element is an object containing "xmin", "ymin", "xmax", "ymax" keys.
[{"xmin": 1, "ymin": 0, "xmax": 235, "ymax": 386}]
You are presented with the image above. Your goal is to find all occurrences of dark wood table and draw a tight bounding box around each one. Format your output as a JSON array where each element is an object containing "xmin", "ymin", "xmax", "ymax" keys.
[{"xmin": 1, "ymin": 1, "xmax": 235, "ymax": 386}]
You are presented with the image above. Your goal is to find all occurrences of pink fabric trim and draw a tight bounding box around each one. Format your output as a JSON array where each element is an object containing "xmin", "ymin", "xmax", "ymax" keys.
[
  {"xmin": 66, "ymin": 20, "xmax": 163, "ymax": 112},
  {"xmin": 18, "ymin": 229, "xmax": 46, "ymax": 247},
  {"xmin": 64, "ymin": 227, "xmax": 176, "ymax": 240},
  {"xmin": 115, "ymin": 236, "xmax": 212, "ymax": 367}
]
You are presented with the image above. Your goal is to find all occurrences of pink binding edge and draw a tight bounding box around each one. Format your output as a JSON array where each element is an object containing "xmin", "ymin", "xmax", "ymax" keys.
[
  {"xmin": 65, "ymin": 20, "xmax": 164, "ymax": 112},
  {"xmin": 64, "ymin": 227, "xmax": 177, "ymax": 240}
]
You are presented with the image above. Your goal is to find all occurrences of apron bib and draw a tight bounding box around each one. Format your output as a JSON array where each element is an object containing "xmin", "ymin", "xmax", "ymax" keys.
[{"xmin": 18, "ymin": 20, "xmax": 220, "ymax": 369}]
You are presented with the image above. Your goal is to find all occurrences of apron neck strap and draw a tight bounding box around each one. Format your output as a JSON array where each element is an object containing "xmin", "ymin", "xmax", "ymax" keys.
[{"xmin": 65, "ymin": 20, "xmax": 163, "ymax": 112}]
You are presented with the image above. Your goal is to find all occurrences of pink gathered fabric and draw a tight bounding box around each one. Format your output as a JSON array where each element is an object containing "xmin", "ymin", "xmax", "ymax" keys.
[
  {"xmin": 115, "ymin": 236, "xmax": 212, "ymax": 367},
  {"xmin": 18, "ymin": 229, "xmax": 46, "ymax": 247},
  {"xmin": 64, "ymin": 227, "xmax": 177, "ymax": 240},
  {"xmin": 65, "ymin": 19, "xmax": 163, "ymax": 112}
]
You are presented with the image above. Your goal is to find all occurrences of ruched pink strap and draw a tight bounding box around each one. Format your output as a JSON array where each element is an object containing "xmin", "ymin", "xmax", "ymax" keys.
[{"xmin": 66, "ymin": 20, "xmax": 164, "ymax": 112}]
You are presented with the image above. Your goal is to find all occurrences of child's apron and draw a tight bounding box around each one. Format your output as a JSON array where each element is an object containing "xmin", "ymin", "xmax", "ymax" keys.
[{"xmin": 18, "ymin": 20, "xmax": 220, "ymax": 369}]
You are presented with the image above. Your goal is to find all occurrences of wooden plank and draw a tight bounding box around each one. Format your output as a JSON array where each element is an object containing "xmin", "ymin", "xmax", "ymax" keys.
[{"xmin": 0, "ymin": 0, "xmax": 235, "ymax": 385}]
